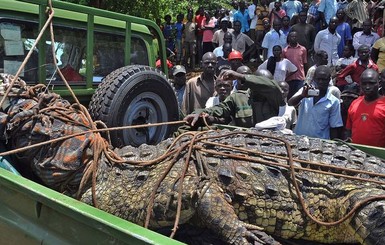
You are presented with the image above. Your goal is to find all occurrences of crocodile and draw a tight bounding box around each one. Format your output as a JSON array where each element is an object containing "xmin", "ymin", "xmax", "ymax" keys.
[{"xmin": 1, "ymin": 74, "xmax": 385, "ymax": 245}]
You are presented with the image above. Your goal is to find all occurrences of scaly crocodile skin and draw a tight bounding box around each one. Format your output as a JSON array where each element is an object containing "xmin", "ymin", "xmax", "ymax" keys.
[{"xmin": 80, "ymin": 129, "xmax": 385, "ymax": 245}]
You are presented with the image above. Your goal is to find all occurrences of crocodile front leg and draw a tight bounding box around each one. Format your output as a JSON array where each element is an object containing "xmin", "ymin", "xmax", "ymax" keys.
[
  {"xmin": 196, "ymin": 182, "xmax": 280, "ymax": 245},
  {"xmin": 349, "ymin": 188, "xmax": 385, "ymax": 245}
]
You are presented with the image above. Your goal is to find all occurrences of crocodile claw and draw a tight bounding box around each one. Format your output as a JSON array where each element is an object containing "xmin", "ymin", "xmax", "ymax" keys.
[{"xmin": 244, "ymin": 226, "xmax": 280, "ymax": 245}]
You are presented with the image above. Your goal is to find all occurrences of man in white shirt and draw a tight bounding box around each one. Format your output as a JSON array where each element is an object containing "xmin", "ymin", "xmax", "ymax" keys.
[
  {"xmin": 261, "ymin": 18, "xmax": 287, "ymax": 60},
  {"xmin": 212, "ymin": 17, "xmax": 234, "ymax": 48},
  {"xmin": 213, "ymin": 32, "xmax": 234, "ymax": 57},
  {"xmin": 248, "ymin": 0, "xmax": 258, "ymax": 48},
  {"xmin": 314, "ymin": 17, "xmax": 341, "ymax": 66}
]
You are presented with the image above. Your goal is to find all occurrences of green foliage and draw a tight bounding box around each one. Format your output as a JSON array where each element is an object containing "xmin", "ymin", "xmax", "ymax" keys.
[{"xmin": 57, "ymin": 0, "xmax": 231, "ymax": 22}]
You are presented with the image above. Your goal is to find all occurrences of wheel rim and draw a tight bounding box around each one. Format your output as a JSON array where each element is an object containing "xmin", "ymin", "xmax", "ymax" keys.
[{"xmin": 122, "ymin": 91, "xmax": 168, "ymax": 146}]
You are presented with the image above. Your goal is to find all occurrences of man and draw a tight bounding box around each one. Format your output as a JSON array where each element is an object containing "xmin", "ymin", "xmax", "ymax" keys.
[
  {"xmin": 255, "ymin": 80, "xmax": 298, "ymax": 130},
  {"xmin": 336, "ymin": 44, "xmax": 378, "ymax": 89},
  {"xmin": 277, "ymin": 81, "xmax": 298, "ymax": 130},
  {"xmin": 183, "ymin": 11, "xmax": 196, "ymax": 70},
  {"xmin": 305, "ymin": 50, "xmax": 329, "ymax": 85},
  {"xmin": 195, "ymin": 6, "xmax": 205, "ymax": 61},
  {"xmin": 182, "ymin": 52, "xmax": 217, "ymax": 115},
  {"xmin": 261, "ymin": 18, "xmax": 287, "ymax": 60},
  {"xmin": 254, "ymin": 0, "xmax": 270, "ymax": 63},
  {"xmin": 216, "ymin": 42, "xmax": 233, "ymax": 76},
  {"xmin": 283, "ymin": 31, "xmax": 308, "ymax": 98},
  {"xmin": 171, "ymin": 65, "xmax": 187, "ymax": 112},
  {"xmin": 232, "ymin": 20, "xmax": 255, "ymax": 62},
  {"xmin": 228, "ymin": 50, "xmax": 244, "ymax": 71},
  {"xmin": 336, "ymin": 8, "xmax": 353, "ymax": 58},
  {"xmin": 205, "ymin": 79, "xmax": 233, "ymax": 108},
  {"xmin": 282, "ymin": 0, "xmax": 302, "ymax": 19},
  {"xmin": 229, "ymin": 0, "xmax": 239, "ymax": 23},
  {"xmin": 291, "ymin": 11, "xmax": 316, "ymax": 66},
  {"xmin": 344, "ymin": 0, "xmax": 368, "ymax": 35},
  {"xmin": 318, "ymin": 0, "xmax": 338, "ymax": 28},
  {"xmin": 233, "ymin": 65, "xmax": 253, "ymax": 92},
  {"xmin": 248, "ymin": 0, "xmax": 259, "ymax": 57},
  {"xmin": 233, "ymin": 0, "xmax": 250, "ymax": 34},
  {"xmin": 269, "ymin": 0, "xmax": 286, "ymax": 26},
  {"xmin": 212, "ymin": 17, "xmax": 234, "ymax": 48},
  {"xmin": 288, "ymin": 65, "xmax": 343, "ymax": 140},
  {"xmin": 345, "ymin": 69, "xmax": 385, "ymax": 147},
  {"xmin": 213, "ymin": 32, "xmax": 234, "ymax": 58},
  {"xmin": 352, "ymin": 19, "xmax": 380, "ymax": 52},
  {"xmin": 314, "ymin": 17, "xmax": 341, "ymax": 66},
  {"xmin": 184, "ymin": 69, "xmax": 284, "ymax": 128}
]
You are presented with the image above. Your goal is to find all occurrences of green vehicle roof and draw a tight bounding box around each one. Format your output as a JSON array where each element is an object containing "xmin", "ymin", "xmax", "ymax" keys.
[{"xmin": 0, "ymin": 0, "xmax": 152, "ymax": 35}]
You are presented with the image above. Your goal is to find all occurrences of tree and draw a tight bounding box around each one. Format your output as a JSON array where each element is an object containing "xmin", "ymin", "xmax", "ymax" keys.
[{"xmin": 59, "ymin": 0, "xmax": 231, "ymax": 21}]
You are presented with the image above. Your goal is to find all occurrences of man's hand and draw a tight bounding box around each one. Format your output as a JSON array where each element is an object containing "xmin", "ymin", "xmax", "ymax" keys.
[
  {"xmin": 301, "ymin": 84, "xmax": 310, "ymax": 97},
  {"xmin": 184, "ymin": 113, "xmax": 201, "ymax": 127},
  {"xmin": 219, "ymin": 70, "xmax": 245, "ymax": 82},
  {"xmin": 184, "ymin": 113, "xmax": 215, "ymax": 127}
]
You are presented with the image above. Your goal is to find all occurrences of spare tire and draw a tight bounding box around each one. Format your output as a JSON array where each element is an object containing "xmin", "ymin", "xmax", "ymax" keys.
[{"xmin": 89, "ymin": 65, "xmax": 179, "ymax": 147}]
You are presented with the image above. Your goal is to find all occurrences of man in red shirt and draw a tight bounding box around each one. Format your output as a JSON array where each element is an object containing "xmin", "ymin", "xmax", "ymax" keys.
[
  {"xmin": 195, "ymin": 6, "xmax": 205, "ymax": 63},
  {"xmin": 345, "ymin": 69, "xmax": 385, "ymax": 147},
  {"xmin": 283, "ymin": 31, "xmax": 308, "ymax": 99},
  {"xmin": 336, "ymin": 44, "xmax": 378, "ymax": 91}
]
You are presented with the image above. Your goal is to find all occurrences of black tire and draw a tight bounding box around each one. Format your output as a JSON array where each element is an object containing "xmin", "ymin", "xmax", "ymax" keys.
[{"xmin": 88, "ymin": 65, "xmax": 179, "ymax": 147}]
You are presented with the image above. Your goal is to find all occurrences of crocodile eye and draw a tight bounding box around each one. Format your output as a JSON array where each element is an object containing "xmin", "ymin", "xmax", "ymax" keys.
[{"xmin": 224, "ymin": 193, "xmax": 232, "ymax": 203}]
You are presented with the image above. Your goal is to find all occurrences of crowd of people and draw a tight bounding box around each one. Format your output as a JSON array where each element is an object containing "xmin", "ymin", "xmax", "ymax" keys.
[{"xmin": 157, "ymin": 0, "xmax": 385, "ymax": 148}]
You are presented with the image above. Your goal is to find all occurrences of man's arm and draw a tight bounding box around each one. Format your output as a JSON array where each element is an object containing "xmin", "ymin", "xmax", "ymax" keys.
[
  {"xmin": 288, "ymin": 86, "xmax": 308, "ymax": 106},
  {"xmin": 336, "ymin": 63, "xmax": 354, "ymax": 86},
  {"xmin": 242, "ymin": 36, "xmax": 256, "ymax": 59},
  {"xmin": 184, "ymin": 96, "xmax": 237, "ymax": 127},
  {"xmin": 248, "ymin": 5, "xmax": 256, "ymax": 20},
  {"xmin": 329, "ymin": 100, "xmax": 344, "ymax": 140},
  {"xmin": 352, "ymin": 32, "xmax": 361, "ymax": 51},
  {"xmin": 261, "ymin": 32, "xmax": 270, "ymax": 60},
  {"xmin": 212, "ymin": 31, "xmax": 219, "ymax": 48},
  {"xmin": 313, "ymin": 32, "xmax": 321, "ymax": 52}
]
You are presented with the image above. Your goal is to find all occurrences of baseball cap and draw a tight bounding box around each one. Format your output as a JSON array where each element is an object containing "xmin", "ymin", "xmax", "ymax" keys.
[{"xmin": 172, "ymin": 65, "xmax": 186, "ymax": 76}]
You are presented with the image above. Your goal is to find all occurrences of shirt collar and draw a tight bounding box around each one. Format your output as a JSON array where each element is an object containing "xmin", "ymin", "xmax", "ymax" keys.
[
  {"xmin": 287, "ymin": 43, "xmax": 300, "ymax": 48},
  {"xmin": 361, "ymin": 32, "xmax": 374, "ymax": 36},
  {"xmin": 358, "ymin": 59, "xmax": 376, "ymax": 67}
]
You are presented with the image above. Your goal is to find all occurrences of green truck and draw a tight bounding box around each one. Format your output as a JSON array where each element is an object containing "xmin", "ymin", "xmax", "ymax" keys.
[{"xmin": 0, "ymin": 0, "xmax": 183, "ymax": 244}]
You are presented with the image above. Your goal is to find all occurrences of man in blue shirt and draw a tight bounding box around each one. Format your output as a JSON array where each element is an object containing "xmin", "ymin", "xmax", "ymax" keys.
[
  {"xmin": 288, "ymin": 65, "xmax": 343, "ymax": 139},
  {"xmin": 282, "ymin": 0, "xmax": 303, "ymax": 19},
  {"xmin": 233, "ymin": 0, "xmax": 250, "ymax": 33},
  {"xmin": 318, "ymin": 0, "xmax": 338, "ymax": 28}
]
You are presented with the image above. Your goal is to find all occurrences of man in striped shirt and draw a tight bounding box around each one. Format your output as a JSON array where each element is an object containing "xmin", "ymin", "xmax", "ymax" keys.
[{"xmin": 344, "ymin": 0, "xmax": 368, "ymax": 35}]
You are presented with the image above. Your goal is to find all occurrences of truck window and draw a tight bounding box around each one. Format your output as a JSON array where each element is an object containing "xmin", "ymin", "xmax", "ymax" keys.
[
  {"xmin": 0, "ymin": 21, "xmax": 39, "ymax": 83},
  {"xmin": 0, "ymin": 20, "xmax": 87, "ymax": 84},
  {"xmin": 50, "ymin": 26, "xmax": 87, "ymax": 83},
  {"xmin": 93, "ymin": 31, "xmax": 149, "ymax": 82}
]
